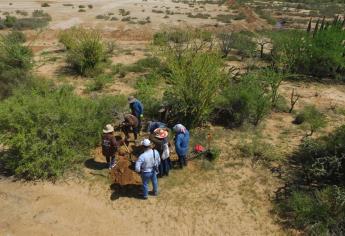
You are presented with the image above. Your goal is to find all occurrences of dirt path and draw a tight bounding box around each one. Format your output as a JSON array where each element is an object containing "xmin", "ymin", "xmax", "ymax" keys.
[{"xmin": 0, "ymin": 158, "xmax": 284, "ymax": 236}]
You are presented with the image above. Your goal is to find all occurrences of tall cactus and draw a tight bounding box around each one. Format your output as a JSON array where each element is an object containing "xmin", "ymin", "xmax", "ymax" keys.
[
  {"xmin": 320, "ymin": 16, "xmax": 326, "ymax": 31},
  {"xmin": 307, "ymin": 18, "xmax": 312, "ymax": 33},
  {"xmin": 313, "ymin": 19, "xmax": 320, "ymax": 38}
]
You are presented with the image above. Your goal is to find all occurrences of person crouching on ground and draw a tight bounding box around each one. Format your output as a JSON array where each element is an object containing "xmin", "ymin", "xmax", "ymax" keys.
[
  {"xmin": 149, "ymin": 128, "xmax": 170, "ymax": 177},
  {"xmin": 121, "ymin": 113, "xmax": 139, "ymax": 143},
  {"xmin": 128, "ymin": 96, "xmax": 143, "ymax": 134},
  {"xmin": 102, "ymin": 124, "xmax": 119, "ymax": 169},
  {"xmin": 173, "ymin": 124, "xmax": 190, "ymax": 169},
  {"xmin": 135, "ymin": 139, "xmax": 160, "ymax": 200}
]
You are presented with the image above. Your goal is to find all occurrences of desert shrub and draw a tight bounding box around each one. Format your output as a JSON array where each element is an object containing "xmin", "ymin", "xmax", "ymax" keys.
[
  {"xmin": 41, "ymin": 2, "xmax": 50, "ymax": 7},
  {"xmin": 135, "ymin": 73, "xmax": 162, "ymax": 119},
  {"xmin": 85, "ymin": 74, "xmax": 113, "ymax": 92},
  {"xmin": 232, "ymin": 32, "xmax": 256, "ymax": 58},
  {"xmin": 280, "ymin": 187, "xmax": 345, "ymax": 235},
  {"xmin": 239, "ymin": 134, "xmax": 282, "ymax": 164},
  {"xmin": 59, "ymin": 27, "xmax": 108, "ymax": 76},
  {"xmin": 5, "ymin": 31, "xmax": 26, "ymax": 43},
  {"xmin": 215, "ymin": 14, "xmax": 232, "ymax": 23},
  {"xmin": 217, "ymin": 32, "xmax": 234, "ymax": 58},
  {"xmin": 0, "ymin": 10, "xmax": 52, "ymax": 30},
  {"xmin": 278, "ymin": 126, "xmax": 345, "ymax": 234},
  {"xmin": 206, "ymin": 148, "xmax": 221, "ymax": 161},
  {"xmin": 0, "ymin": 32, "xmax": 33, "ymax": 98},
  {"xmin": 271, "ymin": 24, "xmax": 345, "ymax": 78},
  {"xmin": 296, "ymin": 105, "xmax": 327, "ymax": 136},
  {"xmin": 0, "ymin": 84, "xmax": 127, "ymax": 180},
  {"xmin": 259, "ymin": 68, "xmax": 286, "ymax": 108},
  {"xmin": 163, "ymin": 50, "xmax": 224, "ymax": 128},
  {"xmin": 215, "ymin": 72, "xmax": 271, "ymax": 127},
  {"xmin": 4, "ymin": 15, "xmax": 17, "ymax": 28}
]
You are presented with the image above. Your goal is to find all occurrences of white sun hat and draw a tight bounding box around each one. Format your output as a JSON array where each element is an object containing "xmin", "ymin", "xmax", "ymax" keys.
[
  {"xmin": 103, "ymin": 124, "xmax": 114, "ymax": 133},
  {"xmin": 141, "ymin": 139, "xmax": 151, "ymax": 147}
]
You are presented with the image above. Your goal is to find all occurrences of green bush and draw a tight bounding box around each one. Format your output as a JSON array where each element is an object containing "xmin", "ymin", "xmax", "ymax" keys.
[
  {"xmin": 164, "ymin": 50, "xmax": 225, "ymax": 128},
  {"xmin": 271, "ymin": 26, "xmax": 345, "ymax": 78},
  {"xmin": 278, "ymin": 125, "xmax": 345, "ymax": 235},
  {"xmin": 216, "ymin": 72, "xmax": 271, "ymax": 127},
  {"xmin": 59, "ymin": 27, "xmax": 108, "ymax": 76},
  {"xmin": 0, "ymin": 32, "xmax": 33, "ymax": 98},
  {"xmin": 4, "ymin": 15, "xmax": 17, "ymax": 28},
  {"xmin": 232, "ymin": 32, "xmax": 256, "ymax": 58},
  {"xmin": 280, "ymin": 187, "xmax": 345, "ymax": 235},
  {"xmin": 296, "ymin": 105, "xmax": 327, "ymax": 136},
  {"xmin": 85, "ymin": 75, "xmax": 113, "ymax": 92},
  {"xmin": 0, "ymin": 84, "xmax": 127, "ymax": 180},
  {"xmin": 135, "ymin": 73, "xmax": 162, "ymax": 119}
]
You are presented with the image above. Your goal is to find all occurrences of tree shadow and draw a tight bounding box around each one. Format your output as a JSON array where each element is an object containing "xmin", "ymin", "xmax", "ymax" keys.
[
  {"xmin": 110, "ymin": 183, "xmax": 142, "ymax": 200},
  {"xmin": 84, "ymin": 158, "xmax": 108, "ymax": 170}
]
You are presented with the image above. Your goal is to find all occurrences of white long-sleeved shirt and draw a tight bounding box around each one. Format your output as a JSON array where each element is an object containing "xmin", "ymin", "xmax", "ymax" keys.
[{"xmin": 135, "ymin": 149, "xmax": 161, "ymax": 173}]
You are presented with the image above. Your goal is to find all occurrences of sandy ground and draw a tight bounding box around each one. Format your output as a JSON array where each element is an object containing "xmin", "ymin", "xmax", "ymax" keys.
[{"xmin": 1, "ymin": 1, "xmax": 345, "ymax": 236}]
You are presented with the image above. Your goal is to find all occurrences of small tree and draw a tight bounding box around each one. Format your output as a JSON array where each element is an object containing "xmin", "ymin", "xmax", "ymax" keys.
[
  {"xmin": 259, "ymin": 68, "xmax": 285, "ymax": 108},
  {"xmin": 298, "ymin": 105, "xmax": 327, "ymax": 137},
  {"xmin": 0, "ymin": 32, "xmax": 33, "ymax": 98},
  {"xmin": 217, "ymin": 32, "xmax": 234, "ymax": 58},
  {"xmin": 164, "ymin": 50, "xmax": 224, "ymax": 128},
  {"xmin": 59, "ymin": 27, "xmax": 108, "ymax": 76}
]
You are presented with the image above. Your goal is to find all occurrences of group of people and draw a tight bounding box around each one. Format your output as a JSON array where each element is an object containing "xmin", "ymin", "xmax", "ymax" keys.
[{"xmin": 101, "ymin": 96, "xmax": 190, "ymax": 200}]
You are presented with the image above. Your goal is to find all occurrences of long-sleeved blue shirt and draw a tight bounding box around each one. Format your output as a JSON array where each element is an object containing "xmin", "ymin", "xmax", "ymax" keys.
[
  {"xmin": 174, "ymin": 130, "xmax": 190, "ymax": 156},
  {"xmin": 135, "ymin": 149, "xmax": 160, "ymax": 173},
  {"xmin": 130, "ymin": 100, "xmax": 143, "ymax": 118}
]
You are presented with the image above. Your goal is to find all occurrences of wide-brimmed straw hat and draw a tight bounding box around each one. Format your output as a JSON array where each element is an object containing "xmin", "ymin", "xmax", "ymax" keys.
[
  {"xmin": 103, "ymin": 124, "xmax": 114, "ymax": 133},
  {"xmin": 141, "ymin": 139, "xmax": 151, "ymax": 147},
  {"xmin": 128, "ymin": 95, "xmax": 136, "ymax": 104},
  {"xmin": 154, "ymin": 128, "xmax": 168, "ymax": 139}
]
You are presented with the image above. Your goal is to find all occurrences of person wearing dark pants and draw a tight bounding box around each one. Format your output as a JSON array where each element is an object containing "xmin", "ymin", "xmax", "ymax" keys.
[
  {"xmin": 122, "ymin": 114, "xmax": 139, "ymax": 142},
  {"xmin": 173, "ymin": 124, "xmax": 190, "ymax": 169},
  {"xmin": 128, "ymin": 96, "xmax": 143, "ymax": 134},
  {"xmin": 135, "ymin": 139, "xmax": 160, "ymax": 199},
  {"xmin": 149, "ymin": 128, "xmax": 170, "ymax": 177},
  {"xmin": 101, "ymin": 124, "xmax": 119, "ymax": 169}
]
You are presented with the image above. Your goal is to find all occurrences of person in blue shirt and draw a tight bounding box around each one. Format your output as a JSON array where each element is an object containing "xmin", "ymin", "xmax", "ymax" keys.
[
  {"xmin": 173, "ymin": 124, "xmax": 190, "ymax": 169},
  {"xmin": 128, "ymin": 96, "xmax": 143, "ymax": 134},
  {"xmin": 147, "ymin": 121, "xmax": 167, "ymax": 134},
  {"xmin": 135, "ymin": 139, "xmax": 160, "ymax": 199}
]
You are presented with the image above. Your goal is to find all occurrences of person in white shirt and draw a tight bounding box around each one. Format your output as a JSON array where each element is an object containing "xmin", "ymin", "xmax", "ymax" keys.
[{"xmin": 135, "ymin": 139, "xmax": 160, "ymax": 199}]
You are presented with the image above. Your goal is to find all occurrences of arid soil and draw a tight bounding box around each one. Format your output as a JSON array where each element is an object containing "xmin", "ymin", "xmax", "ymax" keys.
[{"xmin": 1, "ymin": 0, "xmax": 345, "ymax": 235}]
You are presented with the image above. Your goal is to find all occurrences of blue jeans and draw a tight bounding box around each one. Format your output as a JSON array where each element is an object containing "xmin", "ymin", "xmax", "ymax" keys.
[
  {"xmin": 141, "ymin": 171, "xmax": 158, "ymax": 198},
  {"xmin": 178, "ymin": 155, "xmax": 187, "ymax": 168}
]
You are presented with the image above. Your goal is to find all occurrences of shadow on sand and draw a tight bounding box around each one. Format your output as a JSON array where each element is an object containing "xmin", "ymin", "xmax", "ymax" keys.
[
  {"xmin": 110, "ymin": 183, "xmax": 142, "ymax": 200},
  {"xmin": 84, "ymin": 158, "xmax": 108, "ymax": 170}
]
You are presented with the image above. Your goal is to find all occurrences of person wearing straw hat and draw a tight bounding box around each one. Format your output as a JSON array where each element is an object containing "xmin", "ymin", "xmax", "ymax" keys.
[
  {"xmin": 135, "ymin": 139, "xmax": 160, "ymax": 199},
  {"xmin": 149, "ymin": 128, "xmax": 170, "ymax": 177},
  {"xmin": 128, "ymin": 96, "xmax": 143, "ymax": 134},
  {"xmin": 102, "ymin": 124, "xmax": 119, "ymax": 169}
]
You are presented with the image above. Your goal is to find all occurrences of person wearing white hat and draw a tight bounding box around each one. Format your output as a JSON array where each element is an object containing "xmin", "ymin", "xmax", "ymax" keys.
[
  {"xmin": 135, "ymin": 138, "xmax": 160, "ymax": 199},
  {"xmin": 101, "ymin": 124, "xmax": 119, "ymax": 169}
]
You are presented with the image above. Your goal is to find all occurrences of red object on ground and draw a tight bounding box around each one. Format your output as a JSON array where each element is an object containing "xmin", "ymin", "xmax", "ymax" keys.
[{"xmin": 194, "ymin": 144, "xmax": 205, "ymax": 153}]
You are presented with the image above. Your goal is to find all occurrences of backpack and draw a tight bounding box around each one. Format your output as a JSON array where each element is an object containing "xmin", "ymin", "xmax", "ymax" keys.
[{"xmin": 102, "ymin": 136, "xmax": 116, "ymax": 156}]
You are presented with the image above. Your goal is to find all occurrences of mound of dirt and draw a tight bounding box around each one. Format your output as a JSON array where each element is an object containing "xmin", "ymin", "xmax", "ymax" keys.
[{"xmin": 110, "ymin": 155, "xmax": 141, "ymax": 185}]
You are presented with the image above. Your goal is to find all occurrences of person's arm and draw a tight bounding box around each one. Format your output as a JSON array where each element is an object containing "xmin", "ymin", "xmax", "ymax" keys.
[
  {"xmin": 155, "ymin": 150, "xmax": 161, "ymax": 165},
  {"xmin": 135, "ymin": 155, "xmax": 144, "ymax": 173}
]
